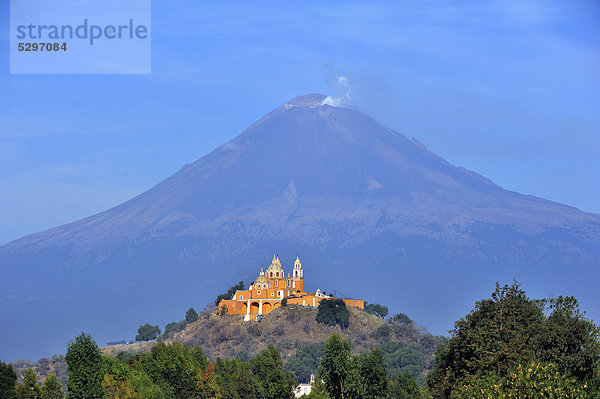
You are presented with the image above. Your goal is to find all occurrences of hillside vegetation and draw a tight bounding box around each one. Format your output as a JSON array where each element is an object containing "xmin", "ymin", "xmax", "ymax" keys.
[
  {"xmin": 169, "ymin": 304, "xmax": 443, "ymax": 383},
  {"xmin": 6, "ymin": 282, "xmax": 599, "ymax": 398},
  {"xmin": 11, "ymin": 304, "xmax": 442, "ymax": 389}
]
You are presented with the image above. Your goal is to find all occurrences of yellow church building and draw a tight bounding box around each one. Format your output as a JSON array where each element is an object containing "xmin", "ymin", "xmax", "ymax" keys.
[{"xmin": 218, "ymin": 255, "xmax": 364, "ymax": 321}]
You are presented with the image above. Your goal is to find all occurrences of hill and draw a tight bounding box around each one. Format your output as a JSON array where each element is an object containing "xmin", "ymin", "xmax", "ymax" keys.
[
  {"xmin": 12, "ymin": 305, "xmax": 444, "ymax": 387},
  {"xmin": 1, "ymin": 93, "xmax": 599, "ymax": 361},
  {"xmin": 171, "ymin": 305, "xmax": 442, "ymax": 363}
]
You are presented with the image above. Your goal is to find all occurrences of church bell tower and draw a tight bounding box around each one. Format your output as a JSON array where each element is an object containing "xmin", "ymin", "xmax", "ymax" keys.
[{"xmin": 292, "ymin": 256, "xmax": 304, "ymax": 293}]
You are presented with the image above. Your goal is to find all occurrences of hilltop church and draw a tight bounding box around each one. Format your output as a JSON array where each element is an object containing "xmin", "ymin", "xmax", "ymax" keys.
[{"xmin": 218, "ymin": 255, "xmax": 364, "ymax": 321}]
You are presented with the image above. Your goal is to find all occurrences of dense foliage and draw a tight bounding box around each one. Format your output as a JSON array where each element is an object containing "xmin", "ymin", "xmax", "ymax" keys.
[
  {"xmin": 7, "ymin": 283, "xmax": 597, "ymax": 399},
  {"xmin": 65, "ymin": 333, "xmax": 104, "ymax": 399},
  {"xmin": 185, "ymin": 308, "xmax": 198, "ymax": 323},
  {"xmin": 316, "ymin": 299, "xmax": 350, "ymax": 329},
  {"xmin": 317, "ymin": 333, "xmax": 352, "ymax": 399},
  {"xmin": 284, "ymin": 342, "xmax": 325, "ymax": 383},
  {"xmin": 427, "ymin": 282, "xmax": 600, "ymax": 398},
  {"xmin": 2, "ymin": 367, "xmax": 65, "ymax": 399},
  {"xmin": 388, "ymin": 372, "xmax": 425, "ymax": 399},
  {"xmin": 248, "ymin": 346, "xmax": 297, "ymax": 399},
  {"xmin": 317, "ymin": 333, "xmax": 420, "ymax": 399},
  {"xmin": 161, "ymin": 320, "xmax": 188, "ymax": 340},
  {"xmin": 110, "ymin": 342, "xmax": 295, "ymax": 398},
  {"xmin": 364, "ymin": 302, "xmax": 389, "ymax": 319},
  {"xmin": 214, "ymin": 281, "xmax": 245, "ymax": 306},
  {"xmin": 387, "ymin": 313, "xmax": 413, "ymax": 326},
  {"xmin": 379, "ymin": 341, "xmax": 429, "ymax": 384},
  {"xmin": 453, "ymin": 360, "xmax": 591, "ymax": 399},
  {"xmin": 39, "ymin": 334, "xmax": 299, "ymax": 399},
  {"xmin": 285, "ymin": 338, "xmax": 433, "ymax": 390},
  {"xmin": 0, "ymin": 361, "xmax": 19, "ymax": 399},
  {"xmin": 16, "ymin": 368, "xmax": 40, "ymax": 399},
  {"xmin": 136, "ymin": 323, "xmax": 161, "ymax": 341},
  {"xmin": 40, "ymin": 374, "xmax": 65, "ymax": 399}
]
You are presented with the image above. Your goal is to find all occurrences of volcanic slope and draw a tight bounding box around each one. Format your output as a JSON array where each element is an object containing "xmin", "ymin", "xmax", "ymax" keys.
[{"xmin": 1, "ymin": 93, "xmax": 599, "ymax": 361}]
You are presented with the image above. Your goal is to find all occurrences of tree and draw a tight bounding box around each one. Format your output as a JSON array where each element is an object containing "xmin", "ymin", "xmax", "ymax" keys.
[
  {"xmin": 318, "ymin": 333, "xmax": 352, "ymax": 399},
  {"xmin": 427, "ymin": 282, "xmax": 544, "ymax": 397},
  {"xmin": 387, "ymin": 313, "xmax": 416, "ymax": 337},
  {"xmin": 316, "ymin": 299, "xmax": 349, "ymax": 330},
  {"xmin": 40, "ymin": 374, "xmax": 64, "ymax": 399},
  {"xmin": 454, "ymin": 360, "xmax": 590, "ymax": 399},
  {"xmin": 284, "ymin": 342, "xmax": 324, "ymax": 383},
  {"xmin": 364, "ymin": 303, "xmax": 389, "ymax": 319},
  {"xmin": 354, "ymin": 349, "xmax": 387, "ymax": 399},
  {"xmin": 65, "ymin": 333, "xmax": 104, "ymax": 399},
  {"xmin": 0, "ymin": 361, "xmax": 18, "ymax": 399},
  {"xmin": 388, "ymin": 313, "xmax": 413, "ymax": 326},
  {"xmin": 185, "ymin": 308, "xmax": 198, "ymax": 323},
  {"xmin": 214, "ymin": 357, "xmax": 255, "ymax": 399},
  {"xmin": 305, "ymin": 378, "xmax": 330, "ymax": 399},
  {"xmin": 215, "ymin": 281, "xmax": 245, "ymax": 306},
  {"xmin": 535, "ymin": 296, "xmax": 600, "ymax": 382},
  {"xmin": 379, "ymin": 341, "xmax": 428, "ymax": 380},
  {"xmin": 387, "ymin": 372, "xmax": 422, "ymax": 399},
  {"xmin": 135, "ymin": 342, "xmax": 211, "ymax": 398},
  {"xmin": 162, "ymin": 320, "xmax": 187, "ymax": 340},
  {"xmin": 136, "ymin": 323, "xmax": 161, "ymax": 341},
  {"xmin": 101, "ymin": 355, "xmax": 136, "ymax": 399},
  {"xmin": 102, "ymin": 354, "xmax": 165, "ymax": 399},
  {"xmin": 249, "ymin": 345, "xmax": 297, "ymax": 399},
  {"xmin": 281, "ymin": 298, "xmax": 288, "ymax": 307},
  {"xmin": 16, "ymin": 368, "xmax": 40, "ymax": 399},
  {"xmin": 427, "ymin": 282, "xmax": 600, "ymax": 398}
]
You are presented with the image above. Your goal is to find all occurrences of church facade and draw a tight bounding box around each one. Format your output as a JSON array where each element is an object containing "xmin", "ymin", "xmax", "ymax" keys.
[{"xmin": 218, "ymin": 255, "xmax": 364, "ymax": 321}]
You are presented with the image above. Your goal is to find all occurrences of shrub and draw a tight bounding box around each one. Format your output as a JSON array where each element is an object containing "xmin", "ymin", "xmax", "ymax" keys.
[
  {"xmin": 388, "ymin": 313, "xmax": 413, "ymax": 326},
  {"xmin": 316, "ymin": 299, "xmax": 350, "ymax": 330},
  {"xmin": 364, "ymin": 302, "xmax": 389, "ymax": 319},
  {"xmin": 185, "ymin": 308, "xmax": 198, "ymax": 323},
  {"xmin": 284, "ymin": 342, "xmax": 325, "ymax": 383},
  {"xmin": 162, "ymin": 320, "xmax": 188, "ymax": 340},
  {"xmin": 135, "ymin": 324, "xmax": 161, "ymax": 341},
  {"xmin": 372, "ymin": 324, "xmax": 392, "ymax": 342}
]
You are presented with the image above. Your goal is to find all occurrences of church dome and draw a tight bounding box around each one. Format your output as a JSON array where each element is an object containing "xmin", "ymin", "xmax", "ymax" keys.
[
  {"xmin": 267, "ymin": 254, "xmax": 283, "ymax": 273},
  {"xmin": 255, "ymin": 274, "xmax": 269, "ymax": 285}
]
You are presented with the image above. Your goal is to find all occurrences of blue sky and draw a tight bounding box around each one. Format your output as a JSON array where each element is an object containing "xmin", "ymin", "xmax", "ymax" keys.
[{"xmin": 1, "ymin": 0, "xmax": 599, "ymax": 245}]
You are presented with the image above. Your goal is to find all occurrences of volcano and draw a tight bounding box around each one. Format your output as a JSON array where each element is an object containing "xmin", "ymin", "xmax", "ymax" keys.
[{"xmin": 1, "ymin": 93, "xmax": 599, "ymax": 361}]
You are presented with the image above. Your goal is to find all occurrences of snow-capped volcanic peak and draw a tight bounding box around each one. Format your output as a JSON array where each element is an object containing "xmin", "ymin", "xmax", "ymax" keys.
[{"xmin": 283, "ymin": 93, "xmax": 328, "ymax": 108}]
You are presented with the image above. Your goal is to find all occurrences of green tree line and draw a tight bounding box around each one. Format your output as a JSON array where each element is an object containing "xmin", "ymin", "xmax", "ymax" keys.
[
  {"xmin": 427, "ymin": 282, "xmax": 600, "ymax": 398},
  {"xmin": 2, "ymin": 281, "xmax": 598, "ymax": 399}
]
